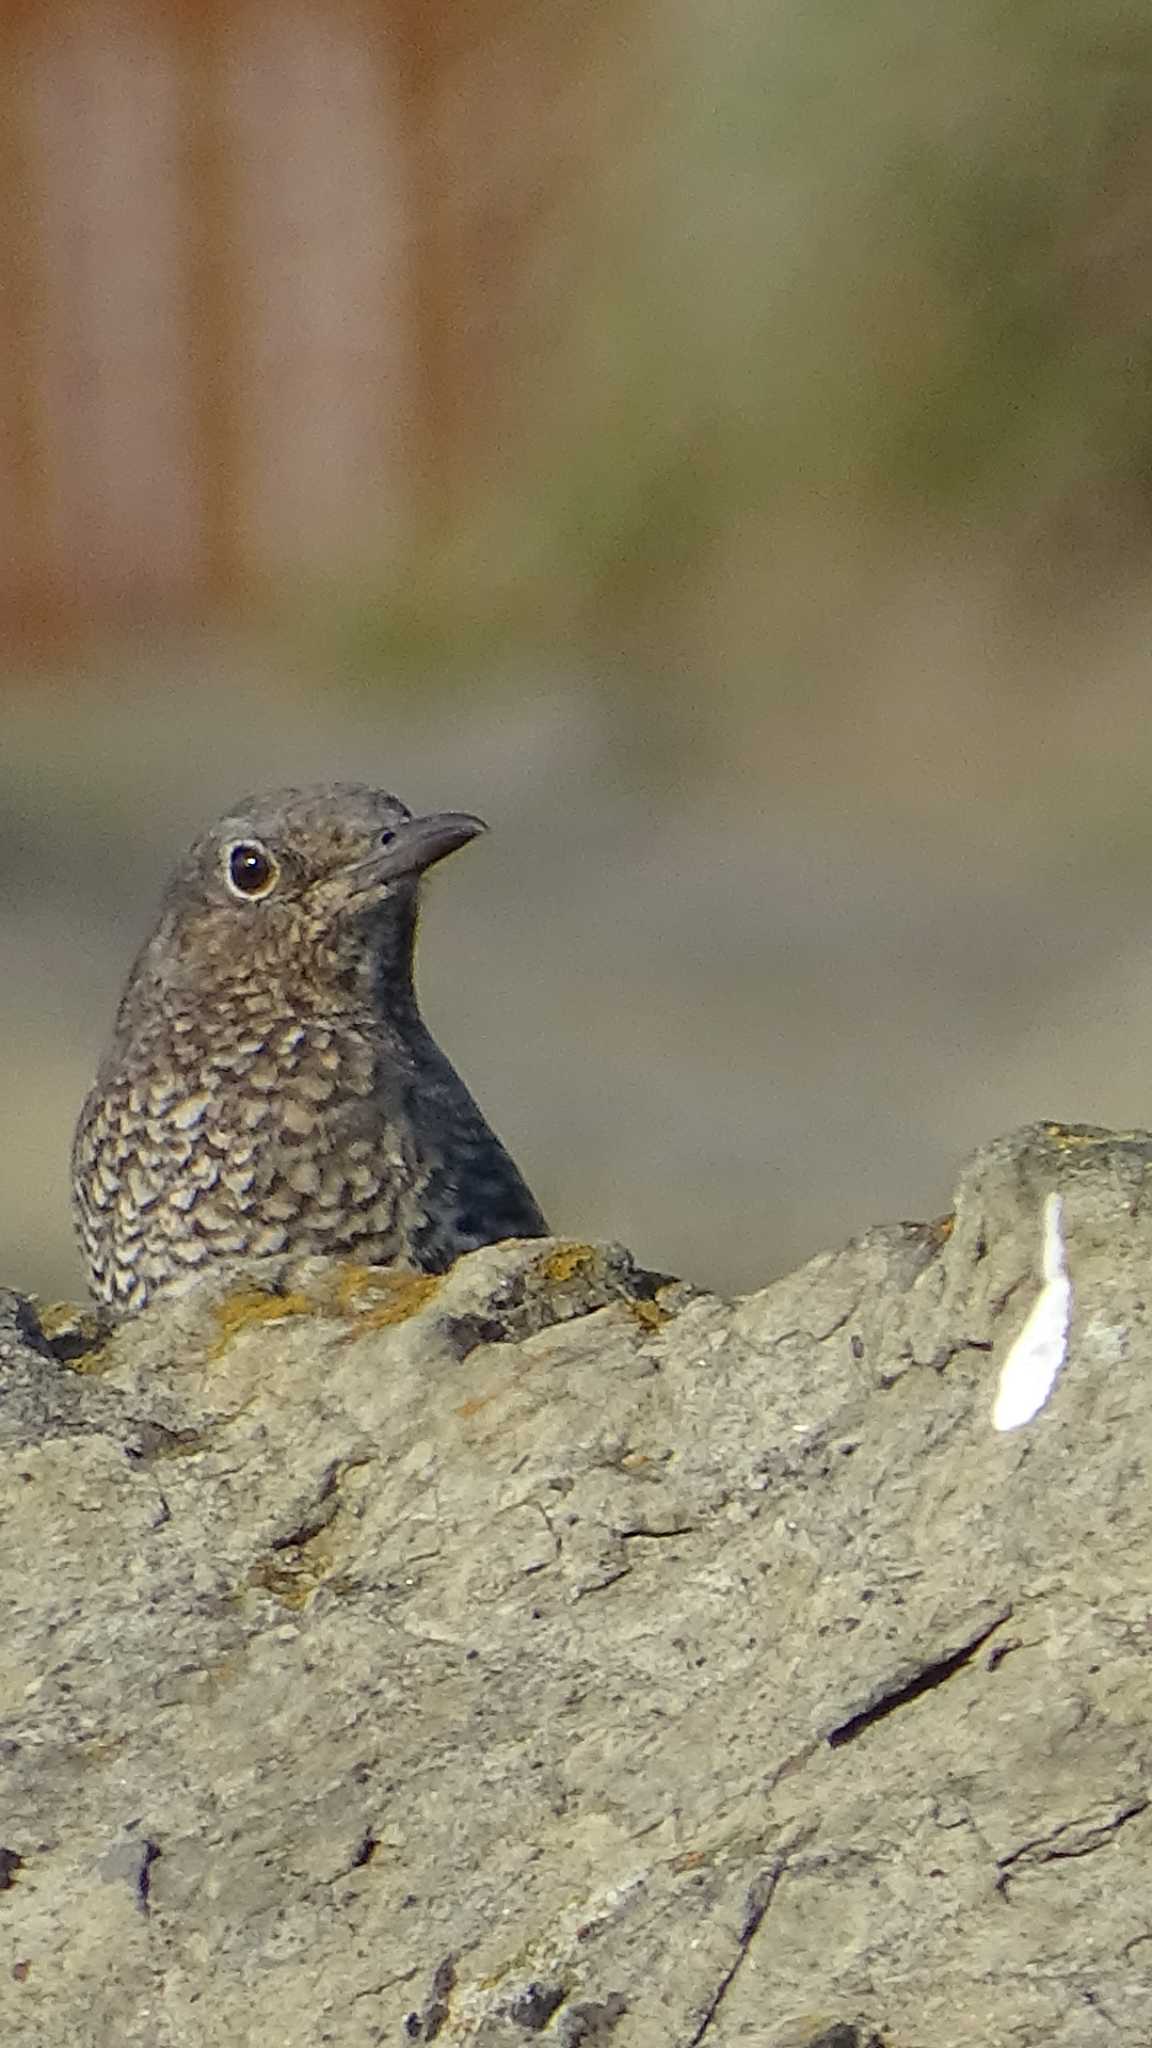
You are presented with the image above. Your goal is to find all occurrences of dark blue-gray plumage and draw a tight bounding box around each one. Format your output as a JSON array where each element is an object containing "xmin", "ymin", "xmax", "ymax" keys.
[{"xmin": 72, "ymin": 783, "xmax": 547, "ymax": 1311}]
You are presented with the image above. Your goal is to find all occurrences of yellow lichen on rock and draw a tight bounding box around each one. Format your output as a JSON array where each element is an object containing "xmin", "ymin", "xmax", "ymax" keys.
[
  {"xmin": 541, "ymin": 1243, "xmax": 598, "ymax": 1285},
  {"xmin": 208, "ymin": 1287, "xmax": 313, "ymax": 1359},
  {"xmin": 327, "ymin": 1264, "xmax": 441, "ymax": 1327}
]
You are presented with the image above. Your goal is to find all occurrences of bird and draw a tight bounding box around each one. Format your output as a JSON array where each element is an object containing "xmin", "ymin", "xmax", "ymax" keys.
[{"xmin": 72, "ymin": 783, "xmax": 548, "ymax": 1312}]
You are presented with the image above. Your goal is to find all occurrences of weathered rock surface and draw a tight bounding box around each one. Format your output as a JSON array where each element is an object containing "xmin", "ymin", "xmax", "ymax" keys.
[{"xmin": 4, "ymin": 1124, "xmax": 1152, "ymax": 2046}]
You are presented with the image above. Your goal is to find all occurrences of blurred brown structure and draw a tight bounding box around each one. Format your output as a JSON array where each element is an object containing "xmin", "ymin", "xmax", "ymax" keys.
[
  {"xmin": 8, "ymin": 0, "xmax": 1152, "ymax": 660},
  {"xmin": 0, "ymin": 0, "xmax": 634, "ymax": 632},
  {"xmin": 3, "ymin": 2, "xmax": 388, "ymax": 623}
]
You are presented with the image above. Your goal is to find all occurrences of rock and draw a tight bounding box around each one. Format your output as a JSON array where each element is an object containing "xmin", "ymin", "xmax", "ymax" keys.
[{"xmin": 3, "ymin": 1124, "xmax": 1152, "ymax": 2045}]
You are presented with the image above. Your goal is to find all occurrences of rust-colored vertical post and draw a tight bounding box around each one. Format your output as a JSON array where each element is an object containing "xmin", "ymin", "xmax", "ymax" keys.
[
  {"xmin": 175, "ymin": 0, "xmax": 240, "ymax": 606},
  {"xmin": 0, "ymin": 0, "xmax": 51, "ymax": 633},
  {"xmin": 386, "ymin": 0, "xmax": 453, "ymax": 550}
]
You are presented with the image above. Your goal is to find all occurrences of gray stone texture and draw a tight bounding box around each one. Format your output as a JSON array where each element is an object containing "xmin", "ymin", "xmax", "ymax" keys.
[{"xmin": 3, "ymin": 1123, "xmax": 1152, "ymax": 2045}]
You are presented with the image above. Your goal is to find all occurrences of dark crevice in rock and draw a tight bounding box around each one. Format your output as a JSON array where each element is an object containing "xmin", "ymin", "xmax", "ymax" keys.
[
  {"xmin": 43, "ymin": 1318, "xmax": 118, "ymax": 1365},
  {"xmin": 827, "ymin": 1610, "xmax": 1012, "ymax": 1749},
  {"xmin": 995, "ymin": 1799, "xmax": 1150, "ymax": 1897},
  {"xmin": 350, "ymin": 1968, "xmax": 419, "ymax": 2006},
  {"xmin": 443, "ymin": 1313, "xmax": 512, "ymax": 1359},
  {"xmin": 572, "ymin": 1567, "xmax": 632, "ymax": 1600},
  {"xmin": 910, "ymin": 1338, "xmax": 994, "ymax": 1373},
  {"xmin": 125, "ymin": 1422, "xmax": 210, "ymax": 1462},
  {"xmin": 406, "ymin": 1953, "xmax": 457, "ymax": 2041},
  {"xmin": 0, "ymin": 1291, "xmax": 55, "ymax": 1360},
  {"xmin": 503, "ymin": 1979, "xmax": 567, "ymax": 2030},
  {"xmin": 136, "ymin": 1839, "xmax": 162, "ymax": 1916},
  {"xmin": 683, "ymin": 1861, "xmax": 786, "ymax": 2046},
  {"xmin": 266, "ymin": 1455, "xmax": 371, "ymax": 1556},
  {"xmin": 556, "ymin": 1994, "xmax": 628, "ymax": 2044},
  {"xmin": 269, "ymin": 1467, "xmax": 344, "ymax": 1552}
]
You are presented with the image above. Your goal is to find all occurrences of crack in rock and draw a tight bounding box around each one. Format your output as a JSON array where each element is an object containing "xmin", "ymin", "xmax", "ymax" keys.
[
  {"xmin": 827, "ymin": 1609, "xmax": 1012, "ymax": 1748},
  {"xmin": 996, "ymin": 1799, "xmax": 1150, "ymax": 1897},
  {"xmin": 683, "ymin": 1860, "xmax": 788, "ymax": 2046}
]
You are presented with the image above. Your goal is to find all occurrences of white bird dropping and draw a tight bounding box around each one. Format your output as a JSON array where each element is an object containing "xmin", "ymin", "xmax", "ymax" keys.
[{"xmin": 992, "ymin": 1191, "xmax": 1071, "ymax": 1432}]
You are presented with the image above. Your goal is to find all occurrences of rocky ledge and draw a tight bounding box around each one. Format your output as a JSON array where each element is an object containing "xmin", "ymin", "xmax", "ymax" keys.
[{"xmin": 4, "ymin": 1124, "xmax": 1152, "ymax": 2047}]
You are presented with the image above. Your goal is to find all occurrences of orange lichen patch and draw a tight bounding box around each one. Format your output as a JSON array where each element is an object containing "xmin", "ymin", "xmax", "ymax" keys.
[
  {"xmin": 208, "ymin": 1287, "xmax": 313, "ymax": 1359},
  {"xmin": 247, "ymin": 1530, "xmax": 341, "ymax": 1609},
  {"xmin": 454, "ymin": 1381, "xmax": 510, "ymax": 1421},
  {"xmin": 541, "ymin": 1243, "xmax": 598, "ymax": 1285},
  {"xmin": 247, "ymin": 1558, "xmax": 317, "ymax": 1609},
  {"xmin": 328, "ymin": 1261, "xmax": 394, "ymax": 1312},
  {"xmin": 628, "ymin": 1296, "xmax": 668, "ymax": 1331},
  {"xmin": 670, "ymin": 1848, "xmax": 711, "ymax": 1874},
  {"xmin": 327, "ymin": 1263, "xmax": 441, "ymax": 1327},
  {"xmin": 36, "ymin": 1299, "xmax": 86, "ymax": 1337},
  {"xmin": 204, "ymin": 1263, "xmax": 440, "ymax": 1359},
  {"xmin": 928, "ymin": 1213, "xmax": 955, "ymax": 1249}
]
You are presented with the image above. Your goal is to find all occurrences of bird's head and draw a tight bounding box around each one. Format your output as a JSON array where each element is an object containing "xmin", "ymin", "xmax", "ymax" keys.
[{"xmin": 134, "ymin": 783, "xmax": 486, "ymax": 1010}]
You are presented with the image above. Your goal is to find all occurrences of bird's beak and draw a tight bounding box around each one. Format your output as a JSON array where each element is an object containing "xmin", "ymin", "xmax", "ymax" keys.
[{"xmin": 346, "ymin": 811, "xmax": 488, "ymax": 893}]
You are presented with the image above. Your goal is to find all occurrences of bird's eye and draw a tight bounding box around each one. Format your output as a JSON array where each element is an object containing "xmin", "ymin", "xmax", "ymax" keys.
[
  {"xmin": 378, "ymin": 828, "xmax": 396, "ymax": 847},
  {"xmin": 225, "ymin": 841, "xmax": 280, "ymax": 900}
]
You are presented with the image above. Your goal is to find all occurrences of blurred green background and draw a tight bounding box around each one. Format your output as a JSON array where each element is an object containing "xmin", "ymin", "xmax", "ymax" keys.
[{"xmin": 7, "ymin": 0, "xmax": 1152, "ymax": 1301}]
